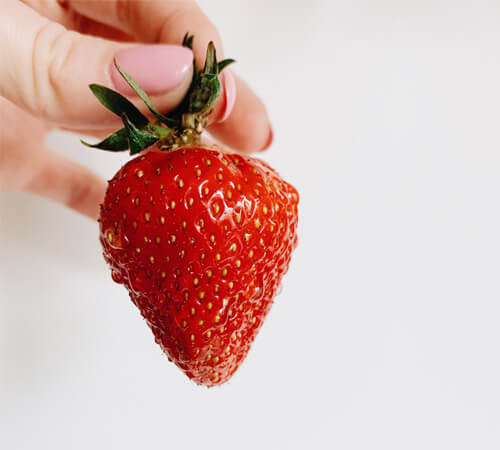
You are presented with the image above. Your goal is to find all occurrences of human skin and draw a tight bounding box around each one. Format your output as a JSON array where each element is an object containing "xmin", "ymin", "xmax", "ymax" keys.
[{"xmin": 0, "ymin": 0, "xmax": 273, "ymax": 219}]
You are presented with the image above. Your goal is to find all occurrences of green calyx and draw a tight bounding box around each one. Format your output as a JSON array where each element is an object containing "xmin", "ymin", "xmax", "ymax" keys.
[{"xmin": 82, "ymin": 33, "xmax": 235, "ymax": 155}]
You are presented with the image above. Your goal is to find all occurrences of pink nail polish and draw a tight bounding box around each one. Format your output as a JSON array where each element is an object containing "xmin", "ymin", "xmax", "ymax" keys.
[
  {"xmin": 217, "ymin": 70, "xmax": 237, "ymax": 123},
  {"xmin": 111, "ymin": 45, "xmax": 193, "ymax": 96}
]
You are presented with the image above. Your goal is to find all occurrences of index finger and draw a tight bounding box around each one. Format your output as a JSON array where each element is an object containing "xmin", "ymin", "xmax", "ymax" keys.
[{"xmin": 66, "ymin": 0, "xmax": 273, "ymax": 152}]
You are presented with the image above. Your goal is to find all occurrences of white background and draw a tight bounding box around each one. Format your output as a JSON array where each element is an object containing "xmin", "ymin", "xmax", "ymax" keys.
[{"xmin": 2, "ymin": 1, "xmax": 500, "ymax": 448}]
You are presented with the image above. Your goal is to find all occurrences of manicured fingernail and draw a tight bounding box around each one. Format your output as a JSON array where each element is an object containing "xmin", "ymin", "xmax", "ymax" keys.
[
  {"xmin": 111, "ymin": 45, "xmax": 193, "ymax": 96},
  {"xmin": 217, "ymin": 70, "xmax": 237, "ymax": 123},
  {"xmin": 260, "ymin": 126, "xmax": 274, "ymax": 151}
]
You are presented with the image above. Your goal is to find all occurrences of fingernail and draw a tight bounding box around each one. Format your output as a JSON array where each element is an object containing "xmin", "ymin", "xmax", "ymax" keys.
[
  {"xmin": 111, "ymin": 45, "xmax": 193, "ymax": 96},
  {"xmin": 216, "ymin": 70, "xmax": 237, "ymax": 123},
  {"xmin": 260, "ymin": 126, "xmax": 274, "ymax": 151}
]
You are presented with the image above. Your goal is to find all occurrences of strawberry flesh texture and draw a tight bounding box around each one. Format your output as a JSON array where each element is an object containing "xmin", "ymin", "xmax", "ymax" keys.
[{"xmin": 100, "ymin": 147, "xmax": 298, "ymax": 386}]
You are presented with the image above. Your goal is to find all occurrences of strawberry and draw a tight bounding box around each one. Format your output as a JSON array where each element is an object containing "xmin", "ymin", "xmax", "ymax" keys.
[{"xmin": 84, "ymin": 35, "xmax": 299, "ymax": 386}]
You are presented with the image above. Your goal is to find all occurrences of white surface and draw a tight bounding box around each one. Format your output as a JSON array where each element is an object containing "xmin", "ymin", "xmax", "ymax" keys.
[{"xmin": 2, "ymin": 1, "xmax": 500, "ymax": 448}]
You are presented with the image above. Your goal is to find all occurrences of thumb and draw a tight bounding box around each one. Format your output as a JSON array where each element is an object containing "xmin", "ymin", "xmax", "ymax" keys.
[{"xmin": 0, "ymin": 1, "xmax": 193, "ymax": 130}]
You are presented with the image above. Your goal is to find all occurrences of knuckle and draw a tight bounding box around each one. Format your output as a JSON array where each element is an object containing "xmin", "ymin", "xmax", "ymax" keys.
[{"xmin": 31, "ymin": 20, "xmax": 73, "ymax": 120}]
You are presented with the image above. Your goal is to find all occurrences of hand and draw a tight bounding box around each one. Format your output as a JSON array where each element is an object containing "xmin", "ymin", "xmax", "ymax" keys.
[{"xmin": 0, "ymin": 0, "xmax": 272, "ymax": 219}]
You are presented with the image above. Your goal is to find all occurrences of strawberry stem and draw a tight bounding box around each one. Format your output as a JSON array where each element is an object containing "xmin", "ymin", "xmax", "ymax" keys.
[{"xmin": 81, "ymin": 33, "xmax": 235, "ymax": 155}]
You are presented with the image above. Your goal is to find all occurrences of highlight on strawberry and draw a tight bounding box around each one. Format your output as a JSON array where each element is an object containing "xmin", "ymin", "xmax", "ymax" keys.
[{"xmin": 83, "ymin": 34, "xmax": 299, "ymax": 386}]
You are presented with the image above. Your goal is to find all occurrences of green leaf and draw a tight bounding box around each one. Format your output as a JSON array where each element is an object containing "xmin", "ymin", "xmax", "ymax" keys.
[
  {"xmin": 218, "ymin": 58, "xmax": 235, "ymax": 73},
  {"xmin": 121, "ymin": 113, "xmax": 158, "ymax": 155},
  {"xmin": 89, "ymin": 84, "xmax": 148, "ymax": 127},
  {"xmin": 80, "ymin": 128, "xmax": 129, "ymax": 152},
  {"xmin": 190, "ymin": 74, "xmax": 221, "ymax": 113},
  {"xmin": 83, "ymin": 33, "xmax": 237, "ymax": 154},
  {"xmin": 202, "ymin": 42, "xmax": 217, "ymax": 74},
  {"xmin": 145, "ymin": 123, "xmax": 172, "ymax": 139},
  {"xmin": 113, "ymin": 62, "xmax": 177, "ymax": 127},
  {"xmin": 182, "ymin": 33, "xmax": 194, "ymax": 49},
  {"xmin": 186, "ymin": 41, "xmax": 227, "ymax": 114}
]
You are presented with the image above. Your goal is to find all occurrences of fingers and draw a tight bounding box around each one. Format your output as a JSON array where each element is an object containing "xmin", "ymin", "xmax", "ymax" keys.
[
  {"xmin": 25, "ymin": 148, "xmax": 107, "ymax": 220},
  {"xmin": 7, "ymin": 0, "xmax": 272, "ymax": 152},
  {"xmin": 66, "ymin": 0, "xmax": 273, "ymax": 152},
  {"xmin": 67, "ymin": 71, "xmax": 271, "ymax": 153},
  {"xmin": 67, "ymin": 0, "xmax": 224, "ymax": 63},
  {"xmin": 18, "ymin": 0, "xmax": 76, "ymax": 29},
  {"xmin": 208, "ymin": 74, "xmax": 274, "ymax": 152},
  {"xmin": 0, "ymin": 96, "xmax": 104, "ymax": 219},
  {"xmin": 19, "ymin": 0, "xmax": 134, "ymax": 41},
  {"xmin": 0, "ymin": 1, "xmax": 193, "ymax": 129}
]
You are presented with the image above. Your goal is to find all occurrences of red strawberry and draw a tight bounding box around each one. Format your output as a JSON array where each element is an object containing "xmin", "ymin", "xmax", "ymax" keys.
[
  {"xmin": 100, "ymin": 148, "xmax": 298, "ymax": 385},
  {"xmin": 84, "ymin": 35, "xmax": 299, "ymax": 386}
]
